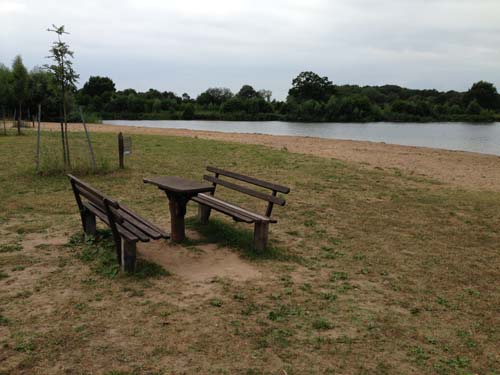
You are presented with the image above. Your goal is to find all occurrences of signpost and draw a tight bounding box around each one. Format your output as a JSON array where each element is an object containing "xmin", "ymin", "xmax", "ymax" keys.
[{"xmin": 118, "ymin": 132, "xmax": 132, "ymax": 168}]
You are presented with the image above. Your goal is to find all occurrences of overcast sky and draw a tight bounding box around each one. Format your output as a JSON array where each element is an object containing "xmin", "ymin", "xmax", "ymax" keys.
[{"xmin": 1, "ymin": 0, "xmax": 499, "ymax": 99}]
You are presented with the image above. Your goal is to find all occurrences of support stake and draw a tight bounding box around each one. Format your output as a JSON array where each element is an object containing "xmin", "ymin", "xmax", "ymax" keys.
[
  {"xmin": 36, "ymin": 104, "xmax": 41, "ymax": 172},
  {"xmin": 79, "ymin": 107, "xmax": 97, "ymax": 171}
]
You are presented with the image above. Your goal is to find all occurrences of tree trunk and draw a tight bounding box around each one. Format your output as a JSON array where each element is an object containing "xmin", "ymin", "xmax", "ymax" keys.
[
  {"xmin": 63, "ymin": 98, "xmax": 71, "ymax": 167},
  {"xmin": 2, "ymin": 107, "xmax": 6, "ymax": 135},
  {"xmin": 17, "ymin": 103, "xmax": 21, "ymax": 135}
]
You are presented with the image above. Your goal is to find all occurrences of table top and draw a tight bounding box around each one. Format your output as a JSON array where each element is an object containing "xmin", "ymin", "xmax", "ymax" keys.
[{"xmin": 143, "ymin": 176, "xmax": 215, "ymax": 195}]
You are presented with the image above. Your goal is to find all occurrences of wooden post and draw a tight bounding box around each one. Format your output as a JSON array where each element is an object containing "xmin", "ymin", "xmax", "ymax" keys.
[
  {"xmin": 253, "ymin": 221, "xmax": 269, "ymax": 251},
  {"xmin": 17, "ymin": 103, "xmax": 21, "ymax": 135},
  {"xmin": 82, "ymin": 210, "xmax": 97, "ymax": 238},
  {"xmin": 79, "ymin": 107, "xmax": 97, "ymax": 171},
  {"xmin": 118, "ymin": 132, "xmax": 124, "ymax": 169},
  {"xmin": 36, "ymin": 104, "xmax": 41, "ymax": 172},
  {"xmin": 12, "ymin": 108, "xmax": 16, "ymax": 130},
  {"xmin": 198, "ymin": 203, "xmax": 211, "ymax": 224},
  {"xmin": 121, "ymin": 241, "xmax": 137, "ymax": 272},
  {"xmin": 2, "ymin": 107, "xmax": 6, "ymax": 135}
]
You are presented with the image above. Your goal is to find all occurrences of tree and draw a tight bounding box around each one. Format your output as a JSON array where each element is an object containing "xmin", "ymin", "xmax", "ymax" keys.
[
  {"xmin": 288, "ymin": 71, "xmax": 334, "ymax": 102},
  {"xmin": 81, "ymin": 76, "xmax": 115, "ymax": 97},
  {"xmin": 197, "ymin": 87, "xmax": 233, "ymax": 106},
  {"xmin": 29, "ymin": 67, "xmax": 54, "ymax": 108},
  {"xmin": 466, "ymin": 100, "xmax": 482, "ymax": 115},
  {"xmin": 44, "ymin": 24, "xmax": 80, "ymax": 167},
  {"xmin": 465, "ymin": 81, "xmax": 499, "ymax": 110},
  {"xmin": 11, "ymin": 55, "xmax": 29, "ymax": 135},
  {"xmin": 237, "ymin": 84, "xmax": 258, "ymax": 99},
  {"xmin": 0, "ymin": 64, "xmax": 11, "ymax": 135},
  {"xmin": 181, "ymin": 104, "xmax": 195, "ymax": 120},
  {"xmin": 258, "ymin": 89, "xmax": 272, "ymax": 102}
]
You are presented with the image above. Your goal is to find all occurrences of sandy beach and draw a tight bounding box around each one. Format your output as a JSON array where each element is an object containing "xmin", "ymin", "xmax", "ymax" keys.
[{"xmin": 40, "ymin": 121, "xmax": 500, "ymax": 191}]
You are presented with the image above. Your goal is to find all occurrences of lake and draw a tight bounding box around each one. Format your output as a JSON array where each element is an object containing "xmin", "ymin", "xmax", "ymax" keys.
[{"xmin": 104, "ymin": 120, "xmax": 500, "ymax": 156}]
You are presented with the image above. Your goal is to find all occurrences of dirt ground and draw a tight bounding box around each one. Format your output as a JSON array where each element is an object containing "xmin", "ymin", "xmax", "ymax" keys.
[{"xmin": 41, "ymin": 121, "xmax": 500, "ymax": 191}]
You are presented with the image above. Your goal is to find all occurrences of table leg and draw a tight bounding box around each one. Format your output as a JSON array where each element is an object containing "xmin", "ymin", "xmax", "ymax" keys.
[{"xmin": 167, "ymin": 193, "xmax": 188, "ymax": 242}]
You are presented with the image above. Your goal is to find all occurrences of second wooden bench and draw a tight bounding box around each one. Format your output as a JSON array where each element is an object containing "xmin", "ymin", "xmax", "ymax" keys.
[{"xmin": 191, "ymin": 166, "xmax": 290, "ymax": 251}]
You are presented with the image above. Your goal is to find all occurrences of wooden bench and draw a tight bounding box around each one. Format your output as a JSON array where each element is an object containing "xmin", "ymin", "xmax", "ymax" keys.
[
  {"xmin": 68, "ymin": 175, "xmax": 169, "ymax": 272},
  {"xmin": 191, "ymin": 166, "xmax": 290, "ymax": 251}
]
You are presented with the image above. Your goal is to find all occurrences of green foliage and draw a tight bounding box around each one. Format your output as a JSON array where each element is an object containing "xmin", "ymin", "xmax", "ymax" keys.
[
  {"xmin": 1, "ymin": 55, "xmax": 500, "ymax": 123},
  {"xmin": 11, "ymin": 55, "xmax": 29, "ymax": 107},
  {"xmin": 466, "ymin": 80, "xmax": 499, "ymax": 110},
  {"xmin": 44, "ymin": 24, "xmax": 79, "ymax": 95},
  {"xmin": 68, "ymin": 230, "xmax": 170, "ymax": 279},
  {"xmin": 288, "ymin": 71, "xmax": 334, "ymax": 102},
  {"xmin": 81, "ymin": 76, "xmax": 115, "ymax": 97},
  {"xmin": 237, "ymin": 84, "xmax": 259, "ymax": 99}
]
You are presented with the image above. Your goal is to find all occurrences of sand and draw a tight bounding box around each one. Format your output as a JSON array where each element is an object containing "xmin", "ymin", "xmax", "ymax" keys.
[{"xmin": 40, "ymin": 122, "xmax": 500, "ymax": 191}]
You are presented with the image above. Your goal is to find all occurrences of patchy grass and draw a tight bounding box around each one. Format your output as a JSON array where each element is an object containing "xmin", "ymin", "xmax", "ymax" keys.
[
  {"xmin": 67, "ymin": 230, "xmax": 170, "ymax": 279},
  {"xmin": 0, "ymin": 129, "xmax": 499, "ymax": 374},
  {"xmin": 0, "ymin": 244, "xmax": 22, "ymax": 253}
]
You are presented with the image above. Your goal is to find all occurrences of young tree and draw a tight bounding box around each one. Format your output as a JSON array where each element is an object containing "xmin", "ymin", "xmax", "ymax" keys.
[
  {"xmin": 11, "ymin": 55, "xmax": 29, "ymax": 135},
  {"xmin": 0, "ymin": 64, "xmax": 12, "ymax": 135},
  {"xmin": 44, "ymin": 24, "xmax": 79, "ymax": 167}
]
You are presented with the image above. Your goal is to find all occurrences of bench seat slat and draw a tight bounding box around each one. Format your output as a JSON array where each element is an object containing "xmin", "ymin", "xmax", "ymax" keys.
[
  {"xmin": 207, "ymin": 166, "xmax": 290, "ymax": 194},
  {"xmin": 116, "ymin": 209, "xmax": 163, "ymax": 240},
  {"xmin": 192, "ymin": 196, "xmax": 255, "ymax": 223},
  {"xmin": 83, "ymin": 202, "xmax": 139, "ymax": 242},
  {"xmin": 194, "ymin": 194, "xmax": 274, "ymax": 223},
  {"xmin": 118, "ymin": 204, "xmax": 169, "ymax": 238},
  {"xmin": 203, "ymin": 175, "xmax": 286, "ymax": 206}
]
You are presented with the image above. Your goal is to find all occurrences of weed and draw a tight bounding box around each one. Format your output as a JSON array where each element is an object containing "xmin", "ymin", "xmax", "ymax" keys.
[
  {"xmin": 0, "ymin": 315, "xmax": 9, "ymax": 326},
  {"xmin": 209, "ymin": 298, "xmax": 223, "ymax": 307},
  {"xmin": 312, "ymin": 319, "xmax": 333, "ymax": 330},
  {"xmin": 330, "ymin": 271, "xmax": 348, "ymax": 282},
  {"xmin": 0, "ymin": 243, "xmax": 22, "ymax": 253}
]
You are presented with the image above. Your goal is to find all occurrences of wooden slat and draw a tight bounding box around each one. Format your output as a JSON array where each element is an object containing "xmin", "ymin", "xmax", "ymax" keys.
[
  {"xmin": 197, "ymin": 194, "xmax": 273, "ymax": 223},
  {"xmin": 192, "ymin": 196, "xmax": 255, "ymax": 223},
  {"xmin": 75, "ymin": 184, "xmax": 106, "ymax": 211},
  {"xmin": 120, "ymin": 221, "xmax": 150, "ymax": 242},
  {"xmin": 117, "ymin": 209, "xmax": 164, "ymax": 240},
  {"xmin": 118, "ymin": 204, "xmax": 169, "ymax": 238},
  {"xmin": 83, "ymin": 202, "xmax": 139, "ymax": 242},
  {"xmin": 206, "ymin": 166, "xmax": 290, "ymax": 194},
  {"xmin": 68, "ymin": 174, "xmax": 119, "ymax": 208},
  {"xmin": 203, "ymin": 175, "xmax": 286, "ymax": 206}
]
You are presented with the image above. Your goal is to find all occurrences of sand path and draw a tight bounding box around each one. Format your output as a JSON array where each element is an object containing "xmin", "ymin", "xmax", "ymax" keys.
[{"xmin": 40, "ymin": 122, "xmax": 500, "ymax": 191}]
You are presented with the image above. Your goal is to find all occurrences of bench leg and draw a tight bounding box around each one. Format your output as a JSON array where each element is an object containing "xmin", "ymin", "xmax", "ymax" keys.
[
  {"xmin": 253, "ymin": 222, "xmax": 269, "ymax": 252},
  {"xmin": 82, "ymin": 209, "xmax": 97, "ymax": 239},
  {"xmin": 121, "ymin": 240, "xmax": 137, "ymax": 273},
  {"xmin": 198, "ymin": 203, "xmax": 211, "ymax": 224}
]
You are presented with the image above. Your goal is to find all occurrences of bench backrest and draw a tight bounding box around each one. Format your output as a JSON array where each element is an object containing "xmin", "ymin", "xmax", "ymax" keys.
[
  {"xmin": 68, "ymin": 175, "xmax": 127, "ymax": 241},
  {"xmin": 203, "ymin": 166, "xmax": 290, "ymax": 217},
  {"xmin": 68, "ymin": 174, "xmax": 119, "ymax": 211}
]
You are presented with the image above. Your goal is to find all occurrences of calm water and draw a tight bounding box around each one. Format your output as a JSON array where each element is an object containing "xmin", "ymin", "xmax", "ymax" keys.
[{"xmin": 105, "ymin": 120, "xmax": 500, "ymax": 156}]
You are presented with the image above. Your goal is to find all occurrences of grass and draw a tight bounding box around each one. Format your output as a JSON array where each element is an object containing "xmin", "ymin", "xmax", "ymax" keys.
[
  {"xmin": 67, "ymin": 229, "xmax": 170, "ymax": 279},
  {"xmin": 0, "ymin": 128, "xmax": 499, "ymax": 374}
]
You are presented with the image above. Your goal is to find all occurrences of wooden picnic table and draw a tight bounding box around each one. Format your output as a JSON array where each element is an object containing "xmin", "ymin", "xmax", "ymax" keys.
[{"xmin": 143, "ymin": 176, "xmax": 215, "ymax": 242}]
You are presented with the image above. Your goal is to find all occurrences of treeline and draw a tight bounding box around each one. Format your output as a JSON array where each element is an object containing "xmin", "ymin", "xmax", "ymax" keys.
[{"xmin": 1, "ymin": 56, "xmax": 499, "ymax": 123}]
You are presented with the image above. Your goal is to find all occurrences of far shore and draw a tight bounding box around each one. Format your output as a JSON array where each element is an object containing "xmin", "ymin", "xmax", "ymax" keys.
[{"xmin": 38, "ymin": 121, "xmax": 500, "ymax": 191}]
